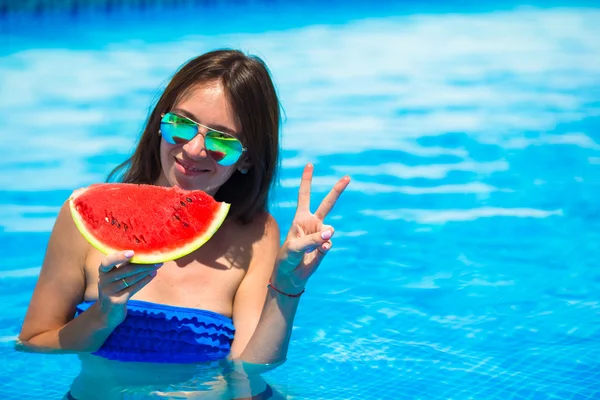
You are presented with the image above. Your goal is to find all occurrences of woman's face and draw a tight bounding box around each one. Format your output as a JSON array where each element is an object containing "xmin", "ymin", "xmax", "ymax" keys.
[{"xmin": 155, "ymin": 81, "xmax": 244, "ymax": 195}]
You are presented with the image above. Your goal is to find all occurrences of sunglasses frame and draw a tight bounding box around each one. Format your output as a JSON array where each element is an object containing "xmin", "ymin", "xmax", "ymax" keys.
[{"xmin": 160, "ymin": 112, "xmax": 247, "ymax": 164}]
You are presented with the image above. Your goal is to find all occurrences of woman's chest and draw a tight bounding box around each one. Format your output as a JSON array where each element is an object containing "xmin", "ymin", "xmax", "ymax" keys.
[{"xmin": 83, "ymin": 226, "xmax": 251, "ymax": 317}]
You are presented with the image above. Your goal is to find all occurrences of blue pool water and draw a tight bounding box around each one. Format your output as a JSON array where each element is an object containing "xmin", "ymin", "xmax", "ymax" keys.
[{"xmin": 1, "ymin": 1, "xmax": 600, "ymax": 398}]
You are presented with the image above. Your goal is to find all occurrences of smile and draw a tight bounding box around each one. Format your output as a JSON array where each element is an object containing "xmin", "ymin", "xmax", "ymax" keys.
[{"xmin": 174, "ymin": 158, "xmax": 209, "ymax": 174}]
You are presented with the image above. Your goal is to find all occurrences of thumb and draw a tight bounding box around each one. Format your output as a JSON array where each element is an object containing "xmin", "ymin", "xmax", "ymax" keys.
[
  {"xmin": 99, "ymin": 250, "xmax": 134, "ymax": 273},
  {"xmin": 287, "ymin": 226, "xmax": 334, "ymax": 254}
]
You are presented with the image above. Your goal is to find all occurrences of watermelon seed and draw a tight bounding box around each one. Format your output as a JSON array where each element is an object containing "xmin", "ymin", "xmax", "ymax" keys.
[
  {"xmin": 180, "ymin": 201, "xmax": 186, "ymax": 207},
  {"xmin": 134, "ymin": 236, "xmax": 141, "ymax": 243},
  {"xmin": 123, "ymin": 224, "xmax": 128, "ymax": 231},
  {"xmin": 183, "ymin": 222, "xmax": 189, "ymax": 228},
  {"xmin": 117, "ymin": 223, "xmax": 121, "ymax": 229},
  {"xmin": 111, "ymin": 218, "xmax": 117, "ymax": 225},
  {"xmin": 186, "ymin": 197, "xmax": 192, "ymax": 202},
  {"xmin": 104, "ymin": 217, "xmax": 110, "ymax": 223},
  {"xmin": 172, "ymin": 214, "xmax": 181, "ymax": 221}
]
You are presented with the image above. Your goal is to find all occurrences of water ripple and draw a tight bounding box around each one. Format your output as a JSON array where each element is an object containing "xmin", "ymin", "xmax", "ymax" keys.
[{"xmin": 361, "ymin": 207, "xmax": 563, "ymax": 223}]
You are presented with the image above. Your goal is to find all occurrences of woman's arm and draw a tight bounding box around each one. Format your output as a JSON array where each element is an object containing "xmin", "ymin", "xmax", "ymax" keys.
[
  {"xmin": 18, "ymin": 201, "xmax": 111, "ymax": 352},
  {"xmin": 228, "ymin": 164, "xmax": 349, "ymax": 372},
  {"xmin": 18, "ymin": 201, "xmax": 158, "ymax": 353},
  {"xmin": 228, "ymin": 215, "xmax": 295, "ymax": 365}
]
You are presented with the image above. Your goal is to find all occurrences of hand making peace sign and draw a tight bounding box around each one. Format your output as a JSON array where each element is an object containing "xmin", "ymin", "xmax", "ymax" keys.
[{"xmin": 273, "ymin": 164, "xmax": 351, "ymax": 294}]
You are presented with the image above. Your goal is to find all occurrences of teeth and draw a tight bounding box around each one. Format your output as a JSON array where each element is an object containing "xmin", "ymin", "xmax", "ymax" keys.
[{"xmin": 178, "ymin": 159, "xmax": 202, "ymax": 172}]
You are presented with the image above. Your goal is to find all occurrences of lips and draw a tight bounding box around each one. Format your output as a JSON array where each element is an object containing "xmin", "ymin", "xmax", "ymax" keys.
[{"xmin": 174, "ymin": 158, "xmax": 209, "ymax": 174}]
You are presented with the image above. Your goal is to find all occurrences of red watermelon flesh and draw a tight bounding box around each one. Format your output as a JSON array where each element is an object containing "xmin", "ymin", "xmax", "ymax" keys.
[{"xmin": 69, "ymin": 183, "xmax": 230, "ymax": 264}]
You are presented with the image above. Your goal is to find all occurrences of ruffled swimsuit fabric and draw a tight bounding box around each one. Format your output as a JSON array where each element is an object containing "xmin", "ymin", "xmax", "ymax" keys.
[{"xmin": 75, "ymin": 300, "xmax": 235, "ymax": 363}]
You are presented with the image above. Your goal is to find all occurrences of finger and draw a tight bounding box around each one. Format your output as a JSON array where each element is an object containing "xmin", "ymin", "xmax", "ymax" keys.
[
  {"xmin": 288, "ymin": 226, "xmax": 334, "ymax": 254},
  {"xmin": 286, "ymin": 223, "xmax": 306, "ymax": 241},
  {"xmin": 316, "ymin": 240, "xmax": 333, "ymax": 257},
  {"xmin": 106, "ymin": 269, "xmax": 157, "ymax": 293},
  {"xmin": 106, "ymin": 262, "xmax": 163, "ymax": 282},
  {"xmin": 304, "ymin": 229, "xmax": 332, "ymax": 254},
  {"xmin": 297, "ymin": 163, "xmax": 314, "ymax": 212},
  {"xmin": 305, "ymin": 240, "xmax": 333, "ymax": 275},
  {"xmin": 123, "ymin": 269, "xmax": 157, "ymax": 289},
  {"xmin": 296, "ymin": 224, "xmax": 306, "ymax": 238},
  {"xmin": 99, "ymin": 250, "xmax": 135, "ymax": 273},
  {"xmin": 315, "ymin": 176, "xmax": 350, "ymax": 220},
  {"xmin": 121, "ymin": 272, "xmax": 157, "ymax": 297}
]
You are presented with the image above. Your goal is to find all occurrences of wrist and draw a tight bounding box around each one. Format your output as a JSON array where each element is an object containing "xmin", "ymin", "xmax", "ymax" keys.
[
  {"xmin": 91, "ymin": 300, "xmax": 126, "ymax": 329},
  {"xmin": 269, "ymin": 274, "xmax": 306, "ymax": 298},
  {"xmin": 268, "ymin": 278, "xmax": 305, "ymax": 298}
]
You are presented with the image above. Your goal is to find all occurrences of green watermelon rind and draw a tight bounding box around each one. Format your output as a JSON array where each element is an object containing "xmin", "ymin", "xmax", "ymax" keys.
[{"xmin": 68, "ymin": 186, "xmax": 230, "ymax": 264}]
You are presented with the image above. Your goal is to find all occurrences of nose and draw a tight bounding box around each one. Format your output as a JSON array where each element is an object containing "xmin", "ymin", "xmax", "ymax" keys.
[{"xmin": 182, "ymin": 131, "xmax": 208, "ymax": 160}]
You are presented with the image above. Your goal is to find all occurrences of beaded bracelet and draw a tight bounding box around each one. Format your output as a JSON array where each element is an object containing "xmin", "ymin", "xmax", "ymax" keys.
[{"xmin": 267, "ymin": 279, "xmax": 305, "ymax": 298}]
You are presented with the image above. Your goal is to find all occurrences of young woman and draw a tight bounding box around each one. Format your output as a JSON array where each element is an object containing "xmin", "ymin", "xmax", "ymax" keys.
[{"xmin": 18, "ymin": 49, "xmax": 349, "ymax": 399}]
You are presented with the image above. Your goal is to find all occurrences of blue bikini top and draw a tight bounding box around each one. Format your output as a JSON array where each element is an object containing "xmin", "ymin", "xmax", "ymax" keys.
[{"xmin": 75, "ymin": 300, "xmax": 235, "ymax": 364}]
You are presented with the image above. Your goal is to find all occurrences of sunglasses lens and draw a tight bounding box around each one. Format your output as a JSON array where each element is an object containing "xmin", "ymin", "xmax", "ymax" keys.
[
  {"xmin": 206, "ymin": 134, "xmax": 244, "ymax": 166},
  {"xmin": 161, "ymin": 113, "xmax": 244, "ymax": 166},
  {"xmin": 160, "ymin": 113, "xmax": 197, "ymax": 144}
]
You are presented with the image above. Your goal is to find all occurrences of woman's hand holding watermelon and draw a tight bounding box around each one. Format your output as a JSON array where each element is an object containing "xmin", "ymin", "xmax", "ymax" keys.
[
  {"xmin": 96, "ymin": 250, "xmax": 161, "ymax": 326},
  {"xmin": 272, "ymin": 164, "xmax": 350, "ymax": 295}
]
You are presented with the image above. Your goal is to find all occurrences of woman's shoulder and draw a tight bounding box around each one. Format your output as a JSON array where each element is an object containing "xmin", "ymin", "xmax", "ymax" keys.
[
  {"xmin": 49, "ymin": 195, "xmax": 91, "ymax": 253},
  {"xmin": 223, "ymin": 210, "xmax": 280, "ymax": 248},
  {"xmin": 238, "ymin": 210, "xmax": 279, "ymax": 236},
  {"xmin": 34, "ymin": 194, "xmax": 93, "ymax": 278},
  {"xmin": 54, "ymin": 196, "xmax": 80, "ymax": 233}
]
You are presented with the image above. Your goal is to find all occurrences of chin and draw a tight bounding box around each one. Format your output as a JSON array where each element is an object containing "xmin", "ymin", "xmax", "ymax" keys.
[{"xmin": 169, "ymin": 173, "xmax": 219, "ymax": 195}]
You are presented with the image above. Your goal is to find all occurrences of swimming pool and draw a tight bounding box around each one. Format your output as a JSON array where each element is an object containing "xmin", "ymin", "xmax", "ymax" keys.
[{"xmin": 1, "ymin": 1, "xmax": 600, "ymax": 398}]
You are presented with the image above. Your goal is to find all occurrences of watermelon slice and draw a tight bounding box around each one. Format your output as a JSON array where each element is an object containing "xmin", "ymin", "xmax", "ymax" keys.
[{"xmin": 69, "ymin": 183, "xmax": 230, "ymax": 264}]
